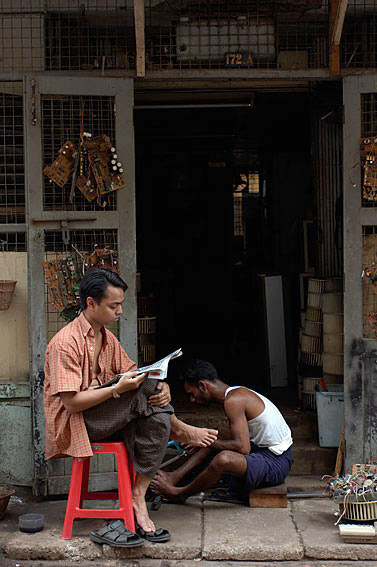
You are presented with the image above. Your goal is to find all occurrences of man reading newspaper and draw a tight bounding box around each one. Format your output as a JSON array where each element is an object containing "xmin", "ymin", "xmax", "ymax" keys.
[{"xmin": 44, "ymin": 269, "xmax": 217, "ymax": 547}]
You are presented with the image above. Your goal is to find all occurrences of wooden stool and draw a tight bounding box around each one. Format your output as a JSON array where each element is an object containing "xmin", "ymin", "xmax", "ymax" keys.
[
  {"xmin": 249, "ymin": 482, "xmax": 287, "ymax": 508},
  {"xmin": 61, "ymin": 442, "xmax": 135, "ymax": 540}
]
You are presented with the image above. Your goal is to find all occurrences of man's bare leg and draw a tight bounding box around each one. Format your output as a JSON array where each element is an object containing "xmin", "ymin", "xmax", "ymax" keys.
[
  {"xmin": 159, "ymin": 447, "xmax": 212, "ymax": 486},
  {"xmin": 151, "ymin": 450, "xmax": 247, "ymax": 503},
  {"xmin": 132, "ymin": 472, "xmax": 156, "ymax": 532},
  {"xmin": 170, "ymin": 414, "xmax": 218, "ymax": 447}
]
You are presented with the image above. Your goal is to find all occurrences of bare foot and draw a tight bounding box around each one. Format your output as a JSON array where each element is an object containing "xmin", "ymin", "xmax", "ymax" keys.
[
  {"xmin": 132, "ymin": 490, "xmax": 155, "ymax": 532},
  {"xmin": 171, "ymin": 421, "xmax": 218, "ymax": 448},
  {"xmin": 150, "ymin": 472, "xmax": 187, "ymax": 504},
  {"xmin": 154, "ymin": 468, "xmax": 180, "ymax": 486}
]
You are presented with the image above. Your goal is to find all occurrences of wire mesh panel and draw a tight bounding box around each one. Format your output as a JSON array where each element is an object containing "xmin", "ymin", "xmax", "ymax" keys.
[
  {"xmin": 44, "ymin": 228, "xmax": 118, "ymax": 341},
  {"xmin": 0, "ymin": 2, "xmax": 135, "ymax": 73},
  {"xmin": 342, "ymin": 0, "xmax": 377, "ymax": 69},
  {"xmin": 361, "ymin": 93, "xmax": 377, "ymax": 208},
  {"xmin": 362, "ymin": 226, "xmax": 377, "ymax": 339},
  {"xmin": 145, "ymin": 0, "xmax": 329, "ymax": 70},
  {"xmin": 0, "ymin": 82, "xmax": 25, "ymax": 224},
  {"xmin": 41, "ymin": 95, "xmax": 118, "ymax": 211}
]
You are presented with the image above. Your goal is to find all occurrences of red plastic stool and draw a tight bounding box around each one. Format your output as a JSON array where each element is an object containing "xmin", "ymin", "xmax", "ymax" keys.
[{"xmin": 61, "ymin": 442, "xmax": 135, "ymax": 539}]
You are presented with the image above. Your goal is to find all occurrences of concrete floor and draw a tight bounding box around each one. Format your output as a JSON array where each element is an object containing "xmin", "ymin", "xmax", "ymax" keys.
[{"xmin": 2, "ymin": 477, "xmax": 377, "ymax": 563}]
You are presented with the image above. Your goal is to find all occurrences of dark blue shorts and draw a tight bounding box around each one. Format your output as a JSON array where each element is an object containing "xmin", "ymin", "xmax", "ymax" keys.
[{"xmin": 229, "ymin": 443, "xmax": 293, "ymax": 500}]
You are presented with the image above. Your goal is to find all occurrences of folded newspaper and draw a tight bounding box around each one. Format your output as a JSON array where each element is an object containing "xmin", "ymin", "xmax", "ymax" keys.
[
  {"xmin": 96, "ymin": 348, "xmax": 183, "ymax": 390},
  {"xmin": 136, "ymin": 348, "xmax": 183, "ymax": 380}
]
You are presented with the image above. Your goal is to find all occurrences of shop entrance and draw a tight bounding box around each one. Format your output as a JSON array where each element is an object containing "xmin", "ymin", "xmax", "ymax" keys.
[{"xmin": 135, "ymin": 91, "xmax": 314, "ymax": 399}]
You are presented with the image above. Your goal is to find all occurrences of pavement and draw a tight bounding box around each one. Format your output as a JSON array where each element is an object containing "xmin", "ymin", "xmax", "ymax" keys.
[{"xmin": 2, "ymin": 476, "xmax": 377, "ymax": 564}]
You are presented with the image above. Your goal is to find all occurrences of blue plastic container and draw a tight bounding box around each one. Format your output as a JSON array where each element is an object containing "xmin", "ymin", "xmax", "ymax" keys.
[{"xmin": 315, "ymin": 385, "xmax": 344, "ymax": 447}]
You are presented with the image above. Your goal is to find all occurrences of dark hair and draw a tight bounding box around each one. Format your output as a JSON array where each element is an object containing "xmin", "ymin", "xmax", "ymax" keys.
[
  {"xmin": 79, "ymin": 268, "xmax": 128, "ymax": 310},
  {"xmin": 181, "ymin": 359, "xmax": 219, "ymax": 387}
]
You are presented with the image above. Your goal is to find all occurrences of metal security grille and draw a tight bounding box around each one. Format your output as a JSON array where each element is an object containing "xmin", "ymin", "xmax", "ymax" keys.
[
  {"xmin": 44, "ymin": 228, "xmax": 118, "ymax": 340},
  {"xmin": 145, "ymin": 0, "xmax": 329, "ymax": 70},
  {"xmin": 0, "ymin": 82, "xmax": 25, "ymax": 224},
  {"xmin": 361, "ymin": 93, "xmax": 377, "ymax": 208},
  {"xmin": 342, "ymin": 0, "xmax": 377, "ymax": 68},
  {"xmin": 362, "ymin": 226, "xmax": 377, "ymax": 339},
  {"xmin": 0, "ymin": 2, "xmax": 135, "ymax": 73},
  {"xmin": 41, "ymin": 95, "xmax": 117, "ymax": 211},
  {"xmin": 0, "ymin": 232, "xmax": 26, "ymax": 251}
]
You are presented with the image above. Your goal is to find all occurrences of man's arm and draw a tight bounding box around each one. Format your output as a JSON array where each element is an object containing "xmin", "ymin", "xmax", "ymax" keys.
[
  {"xmin": 210, "ymin": 397, "xmax": 251, "ymax": 454},
  {"xmin": 60, "ymin": 371, "xmax": 146, "ymax": 413}
]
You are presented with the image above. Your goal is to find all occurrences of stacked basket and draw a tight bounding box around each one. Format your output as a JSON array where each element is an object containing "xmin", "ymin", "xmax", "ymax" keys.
[
  {"xmin": 137, "ymin": 274, "xmax": 157, "ymax": 366},
  {"xmin": 322, "ymin": 278, "xmax": 344, "ymax": 383},
  {"xmin": 300, "ymin": 277, "xmax": 344, "ymax": 409}
]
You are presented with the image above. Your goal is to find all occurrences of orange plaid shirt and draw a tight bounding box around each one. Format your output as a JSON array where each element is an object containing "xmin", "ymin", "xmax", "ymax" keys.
[{"xmin": 44, "ymin": 312, "xmax": 136, "ymax": 460}]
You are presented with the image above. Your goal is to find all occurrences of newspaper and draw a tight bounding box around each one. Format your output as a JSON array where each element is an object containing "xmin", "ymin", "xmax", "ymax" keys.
[
  {"xmin": 137, "ymin": 348, "xmax": 183, "ymax": 380},
  {"xmin": 96, "ymin": 348, "xmax": 183, "ymax": 390}
]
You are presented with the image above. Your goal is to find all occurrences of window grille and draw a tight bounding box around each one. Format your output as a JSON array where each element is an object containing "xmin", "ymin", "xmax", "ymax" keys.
[
  {"xmin": 41, "ymin": 95, "xmax": 117, "ymax": 212},
  {"xmin": 0, "ymin": 2, "xmax": 135, "ymax": 73},
  {"xmin": 145, "ymin": 0, "xmax": 329, "ymax": 71},
  {"xmin": 342, "ymin": 0, "xmax": 377, "ymax": 69},
  {"xmin": 0, "ymin": 81, "xmax": 25, "ymax": 224},
  {"xmin": 0, "ymin": 232, "xmax": 26, "ymax": 252},
  {"xmin": 43, "ymin": 228, "xmax": 118, "ymax": 340}
]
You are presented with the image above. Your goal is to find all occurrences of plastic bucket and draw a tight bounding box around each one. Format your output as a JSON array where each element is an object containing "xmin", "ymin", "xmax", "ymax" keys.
[{"xmin": 315, "ymin": 385, "xmax": 344, "ymax": 447}]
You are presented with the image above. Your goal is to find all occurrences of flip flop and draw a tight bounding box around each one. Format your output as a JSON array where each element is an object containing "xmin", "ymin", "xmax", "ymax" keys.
[
  {"xmin": 135, "ymin": 522, "xmax": 171, "ymax": 543},
  {"xmin": 90, "ymin": 519, "xmax": 144, "ymax": 548}
]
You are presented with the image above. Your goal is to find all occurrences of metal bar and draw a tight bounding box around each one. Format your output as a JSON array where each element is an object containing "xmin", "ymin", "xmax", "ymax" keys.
[
  {"xmin": 32, "ymin": 217, "xmax": 97, "ymax": 223},
  {"xmin": 24, "ymin": 76, "xmax": 48, "ymax": 497},
  {"xmin": 134, "ymin": 0, "xmax": 145, "ymax": 79},
  {"xmin": 0, "ymin": 224, "xmax": 26, "ymax": 232},
  {"xmin": 135, "ymin": 103, "xmax": 253, "ymax": 109}
]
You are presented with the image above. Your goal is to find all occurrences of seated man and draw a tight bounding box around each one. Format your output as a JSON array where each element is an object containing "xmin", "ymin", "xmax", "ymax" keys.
[
  {"xmin": 151, "ymin": 359, "xmax": 293, "ymax": 503},
  {"xmin": 44, "ymin": 269, "xmax": 217, "ymax": 545}
]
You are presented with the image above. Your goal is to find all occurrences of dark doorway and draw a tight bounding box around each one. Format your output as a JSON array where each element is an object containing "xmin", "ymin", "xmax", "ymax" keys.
[{"xmin": 134, "ymin": 92, "xmax": 312, "ymax": 395}]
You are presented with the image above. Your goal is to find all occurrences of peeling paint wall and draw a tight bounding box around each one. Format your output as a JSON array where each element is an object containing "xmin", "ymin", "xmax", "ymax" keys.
[{"xmin": 0, "ymin": 252, "xmax": 29, "ymax": 381}]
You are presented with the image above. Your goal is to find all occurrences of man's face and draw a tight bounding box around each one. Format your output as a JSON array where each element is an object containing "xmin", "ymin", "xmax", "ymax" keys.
[
  {"xmin": 88, "ymin": 284, "xmax": 125, "ymax": 326},
  {"xmin": 184, "ymin": 381, "xmax": 212, "ymax": 406}
]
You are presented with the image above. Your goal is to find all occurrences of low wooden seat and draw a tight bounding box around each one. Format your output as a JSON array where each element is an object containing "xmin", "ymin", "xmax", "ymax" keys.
[{"xmin": 249, "ymin": 482, "xmax": 287, "ymax": 508}]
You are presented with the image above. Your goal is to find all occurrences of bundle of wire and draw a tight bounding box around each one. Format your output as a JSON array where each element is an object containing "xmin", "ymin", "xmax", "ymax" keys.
[{"xmin": 323, "ymin": 468, "xmax": 377, "ymax": 525}]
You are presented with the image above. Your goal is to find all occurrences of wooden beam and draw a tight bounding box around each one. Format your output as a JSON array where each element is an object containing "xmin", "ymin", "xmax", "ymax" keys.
[
  {"xmin": 134, "ymin": 0, "xmax": 145, "ymax": 78},
  {"xmin": 331, "ymin": 0, "xmax": 348, "ymax": 45},
  {"xmin": 329, "ymin": 0, "xmax": 347, "ymax": 76}
]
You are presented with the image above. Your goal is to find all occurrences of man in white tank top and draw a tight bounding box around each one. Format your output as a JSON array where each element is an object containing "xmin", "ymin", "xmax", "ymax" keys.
[{"xmin": 151, "ymin": 359, "xmax": 293, "ymax": 503}]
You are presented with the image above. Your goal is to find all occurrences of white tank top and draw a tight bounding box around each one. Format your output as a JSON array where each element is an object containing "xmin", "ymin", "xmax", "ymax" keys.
[{"xmin": 224, "ymin": 386, "xmax": 293, "ymax": 455}]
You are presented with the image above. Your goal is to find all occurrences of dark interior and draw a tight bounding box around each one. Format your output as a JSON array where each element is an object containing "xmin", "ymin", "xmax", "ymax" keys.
[{"xmin": 135, "ymin": 92, "xmax": 313, "ymax": 398}]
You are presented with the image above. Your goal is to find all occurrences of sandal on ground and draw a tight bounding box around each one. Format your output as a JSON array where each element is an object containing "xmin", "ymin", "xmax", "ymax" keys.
[
  {"xmin": 135, "ymin": 522, "xmax": 171, "ymax": 543},
  {"xmin": 90, "ymin": 519, "xmax": 144, "ymax": 547},
  {"xmin": 204, "ymin": 488, "xmax": 246, "ymax": 505}
]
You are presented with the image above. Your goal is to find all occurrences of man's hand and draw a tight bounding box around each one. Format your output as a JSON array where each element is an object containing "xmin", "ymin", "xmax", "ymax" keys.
[
  {"xmin": 116, "ymin": 371, "xmax": 147, "ymax": 394},
  {"xmin": 148, "ymin": 381, "xmax": 171, "ymax": 407}
]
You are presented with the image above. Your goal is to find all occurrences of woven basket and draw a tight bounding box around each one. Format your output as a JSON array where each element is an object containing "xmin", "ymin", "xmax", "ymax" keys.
[
  {"xmin": 0, "ymin": 486, "xmax": 15, "ymax": 520},
  {"xmin": 0, "ymin": 280, "xmax": 17, "ymax": 311}
]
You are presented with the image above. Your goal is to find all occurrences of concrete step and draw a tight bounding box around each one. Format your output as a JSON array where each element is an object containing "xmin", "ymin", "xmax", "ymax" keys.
[{"xmin": 290, "ymin": 440, "xmax": 337, "ymax": 476}]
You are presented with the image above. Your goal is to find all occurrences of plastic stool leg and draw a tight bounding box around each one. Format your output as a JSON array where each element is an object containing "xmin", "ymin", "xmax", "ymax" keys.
[
  {"xmin": 61, "ymin": 458, "xmax": 84, "ymax": 540},
  {"xmin": 116, "ymin": 446, "xmax": 135, "ymax": 531},
  {"xmin": 80, "ymin": 458, "xmax": 90, "ymax": 507}
]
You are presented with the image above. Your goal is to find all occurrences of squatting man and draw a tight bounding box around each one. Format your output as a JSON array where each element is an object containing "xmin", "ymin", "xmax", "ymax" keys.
[
  {"xmin": 151, "ymin": 359, "xmax": 293, "ymax": 503},
  {"xmin": 44, "ymin": 269, "xmax": 218, "ymax": 547}
]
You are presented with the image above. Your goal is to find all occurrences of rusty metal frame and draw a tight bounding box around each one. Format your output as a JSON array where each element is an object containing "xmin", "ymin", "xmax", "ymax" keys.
[{"xmin": 25, "ymin": 75, "xmax": 136, "ymax": 496}]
